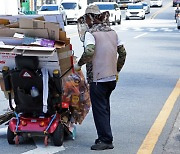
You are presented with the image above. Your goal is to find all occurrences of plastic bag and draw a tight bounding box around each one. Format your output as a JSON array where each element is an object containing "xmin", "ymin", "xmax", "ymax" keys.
[{"xmin": 62, "ymin": 71, "xmax": 91, "ymax": 124}]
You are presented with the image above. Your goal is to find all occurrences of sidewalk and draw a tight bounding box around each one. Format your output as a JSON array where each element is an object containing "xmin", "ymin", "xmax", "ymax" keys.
[{"xmin": 162, "ymin": 108, "xmax": 180, "ymax": 154}]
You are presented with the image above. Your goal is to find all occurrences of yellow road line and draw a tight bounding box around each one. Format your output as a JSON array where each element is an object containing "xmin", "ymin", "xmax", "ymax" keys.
[
  {"xmin": 137, "ymin": 79, "xmax": 180, "ymax": 154},
  {"xmin": 150, "ymin": 2, "xmax": 172, "ymax": 19}
]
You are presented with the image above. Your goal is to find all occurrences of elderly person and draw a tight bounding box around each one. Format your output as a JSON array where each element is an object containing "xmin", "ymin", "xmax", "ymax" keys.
[{"xmin": 74, "ymin": 5, "xmax": 127, "ymax": 150}]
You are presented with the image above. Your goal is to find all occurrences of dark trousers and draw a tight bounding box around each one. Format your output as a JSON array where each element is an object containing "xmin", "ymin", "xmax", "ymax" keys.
[{"xmin": 90, "ymin": 81, "xmax": 116, "ymax": 144}]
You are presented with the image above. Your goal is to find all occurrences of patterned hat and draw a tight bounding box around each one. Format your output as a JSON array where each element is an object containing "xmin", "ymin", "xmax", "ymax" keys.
[{"xmin": 85, "ymin": 5, "xmax": 101, "ymax": 14}]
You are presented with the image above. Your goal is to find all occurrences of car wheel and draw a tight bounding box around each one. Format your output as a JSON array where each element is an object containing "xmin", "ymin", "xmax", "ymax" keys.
[
  {"xmin": 64, "ymin": 16, "xmax": 67, "ymax": 26},
  {"xmin": 142, "ymin": 16, "xmax": 145, "ymax": 20},
  {"xmin": 126, "ymin": 16, "xmax": 129, "ymax": 20},
  {"xmin": 178, "ymin": 26, "xmax": 180, "ymax": 29},
  {"xmin": 117, "ymin": 16, "xmax": 121, "ymax": 25},
  {"xmin": 112, "ymin": 16, "xmax": 116, "ymax": 25}
]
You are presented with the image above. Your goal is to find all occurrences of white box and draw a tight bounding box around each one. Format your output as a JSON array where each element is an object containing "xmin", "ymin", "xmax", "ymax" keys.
[{"xmin": 0, "ymin": 45, "xmax": 60, "ymax": 76}]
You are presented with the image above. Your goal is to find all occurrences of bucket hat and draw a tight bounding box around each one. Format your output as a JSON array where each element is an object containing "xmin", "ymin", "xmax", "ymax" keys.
[{"xmin": 85, "ymin": 5, "xmax": 101, "ymax": 14}]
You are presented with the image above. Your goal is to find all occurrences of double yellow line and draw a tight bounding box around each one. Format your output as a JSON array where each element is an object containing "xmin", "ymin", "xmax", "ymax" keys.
[
  {"xmin": 150, "ymin": 2, "xmax": 172, "ymax": 19},
  {"xmin": 137, "ymin": 79, "xmax": 180, "ymax": 154}
]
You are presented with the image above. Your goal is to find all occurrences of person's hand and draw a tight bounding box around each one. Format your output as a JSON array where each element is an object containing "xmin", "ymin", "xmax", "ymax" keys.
[
  {"xmin": 74, "ymin": 63, "xmax": 81, "ymax": 72},
  {"xmin": 116, "ymin": 72, "xmax": 120, "ymax": 82}
]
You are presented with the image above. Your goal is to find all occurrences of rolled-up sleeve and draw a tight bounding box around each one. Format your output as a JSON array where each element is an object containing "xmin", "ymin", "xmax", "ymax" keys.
[{"xmin": 78, "ymin": 32, "xmax": 95, "ymax": 66}]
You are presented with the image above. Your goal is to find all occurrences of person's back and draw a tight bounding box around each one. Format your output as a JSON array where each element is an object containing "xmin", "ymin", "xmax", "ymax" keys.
[{"xmin": 92, "ymin": 31, "xmax": 118, "ymax": 81}]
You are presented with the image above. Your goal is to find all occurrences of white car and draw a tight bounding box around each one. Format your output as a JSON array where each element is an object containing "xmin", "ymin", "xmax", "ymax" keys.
[
  {"xmin": 92, "ymin": 2, "xmax": 122, "ymax": 25},
  {"xmin": 125, "ymin": 3, "xmax": 145, "ymax": 20},
  {"xmin": 38, "ymin": 4, "xmax": 67, "ymax": 25},
  {"xmin": 150, "ymin": 0, "xmax": 163, "ymax": 7},
  {"xmin": 142, "ymin": 2, "xmax": 150, "ymax": 14},
  {"xmin": 61, "ymin": 0, "xmax": 84, "ymax": 24}
]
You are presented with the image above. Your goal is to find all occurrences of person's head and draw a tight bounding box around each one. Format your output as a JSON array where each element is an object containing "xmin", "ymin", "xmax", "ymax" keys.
[
  {"xmin": 85, "ymin": 4, "xmax": 101, "ymax": 15},
  {"xmin": 77, "ymin": 4, "xmax": 110, "ymax": 42}
]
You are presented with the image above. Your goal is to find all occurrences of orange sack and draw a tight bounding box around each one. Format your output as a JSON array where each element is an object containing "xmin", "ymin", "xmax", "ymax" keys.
[{"xmin": 62, "ymin": 70, "xmax": 91, "ymax": 124}]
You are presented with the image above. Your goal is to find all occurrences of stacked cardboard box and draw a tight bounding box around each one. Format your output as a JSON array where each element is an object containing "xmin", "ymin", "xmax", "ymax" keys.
[
  {"xmin": 0, "ymin": 16, "xmax": 91, "ymax": 125},
  {"xmin": 0, "ymin": 15, "xmax": 74, "ymax": 98}
]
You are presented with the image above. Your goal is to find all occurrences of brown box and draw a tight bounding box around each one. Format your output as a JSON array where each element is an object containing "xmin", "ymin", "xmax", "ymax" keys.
[
  {"xmin": 0, "ymin": 19, "xmax": 10, "ymax": 25},
  {"xmin": 45, "ymin": 22, "xmax": 59, "ymax": 40},
  {"xmin": 59, "ymin": 30, "xmax": 66, "ymax": 41},
  {"xmin": 19, "ymin": 18, "xmax": 45, "ymax": 29},
  {"xmin": 56, "ymin": 44, "xmax": 74, "ymax": 77},
  {"xmin": 65, "ymin": 38, "xmax": 70, "ymax": 45},
  {"xmin": 18, "ymin": 18, "xmax": 59, "ymax": 40},
  {"xmin": 59, "ymin": 31, "xmax": 70, "ymax": 45}
]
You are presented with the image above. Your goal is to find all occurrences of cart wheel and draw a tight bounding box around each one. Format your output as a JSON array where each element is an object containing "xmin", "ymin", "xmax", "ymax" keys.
[
  {"xmin": 44, "ymin": 136, "xmax": 48, "ymax": 146},
  {"xmin": 15, "ymin": 135, "xmax": 19, "ymax": 145},
  {"xmin": 7, "ymin": 126, "xmax": 15, "ymax": 144},
  {"xmin": 52, "ymin": 123, "xmax": 64, "ymax": 146}
]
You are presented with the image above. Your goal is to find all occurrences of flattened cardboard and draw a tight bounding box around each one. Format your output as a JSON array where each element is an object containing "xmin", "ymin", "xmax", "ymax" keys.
[
  {"xmin": 43, "ymin": 14, "xmax": 64, "ymax": 28},
  {"xmin": 4, "ymin": 22, "xmax": 19, "ymax": 28},
  {"xmin": 11, "ymin": 28, "xmax": 49, "ymax": 39},
  {"xmin": 0, "ymin": 44, "xmax": 15, "ymax": 51},
  {"xmin": 14, "ymin": 46, "xmax": 56, "ymax": 56},
  {"xmin": 0, "ymin": 37, "xmax": 23, "ymax": 45},
  {"xmin": 0, "ymin": 28, "xmax": 16, "ymax": 37},
  {"xmin": 34, "ymin": 16, "xmax": 45, "ymax": 21},
  {"xmin": 0, "ymin": 45, "xmax": 59, "ymax": 74}
]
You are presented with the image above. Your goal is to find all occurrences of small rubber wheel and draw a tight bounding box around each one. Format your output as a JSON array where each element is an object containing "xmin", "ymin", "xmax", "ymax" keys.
[
  {"xmin": 52, "ymin": 123, "xmax": 64, "ymax": 146},
  {"xmin": 44, "ymin": 136, "xmax": 48, "ymax": 146},
  {"xmin": 7, "ymin": 126, "xmax": 15, "ymax": 144},
  {"xmin": 15, "ymin": 135, "xmax": 19, "ymax": 145}
]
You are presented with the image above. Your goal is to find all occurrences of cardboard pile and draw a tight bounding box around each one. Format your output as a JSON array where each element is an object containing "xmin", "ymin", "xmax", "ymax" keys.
[
  {"xmin": 0, "ymin": 15, "xmax": 91, "ymax": 126},
  {"xmin": 0, "ymin": 15, "xmax": 74, "ymax": 98}
]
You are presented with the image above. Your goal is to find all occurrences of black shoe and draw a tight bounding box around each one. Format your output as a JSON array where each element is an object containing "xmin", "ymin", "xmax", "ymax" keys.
[
  {"xmin": 95, "ymin": 138, "xmax": 101, "ymax": 144},
  {"xmin": 91, "ymin": 140, "xmax": 114, "ymax": 150}
]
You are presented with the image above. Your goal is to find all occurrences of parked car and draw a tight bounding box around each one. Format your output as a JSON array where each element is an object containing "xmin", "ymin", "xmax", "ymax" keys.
[
  {"xmin": 117, "ymin": 0, "xmax": 141, "ymax": 9},
  {"xmin": 150, "ymin": 0, "xmax": 163, "ymax": 7},
  {"xmin": 117, "ymin": 0, "xmax": 133, "ymax": 9},
  {"xmin": 92, "ymin": 2, "xmax": 122, "ymax": 25},
  {"xmin": 125, "ymin": 3, "xmax": 145, "ymax": 20},
  {"xmin": 61, "ymin": 0, "xmax": 84, "ymax": 24},
  {"xmin": 142, "ymin": 2, "xmax": 150, "ymax": 14},
  {"xmin": 173, "ymin": 0, "xmax": 180, "ymax": 7},
  {"xmin": 38, "ymin": 4, "xmax": 67, "ymax": 26}
]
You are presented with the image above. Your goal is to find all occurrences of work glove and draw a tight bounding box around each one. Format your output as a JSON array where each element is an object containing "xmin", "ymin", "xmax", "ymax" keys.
[{"xmin": 74, "ymin": 63, "xmax": 81, "ymax": 72}]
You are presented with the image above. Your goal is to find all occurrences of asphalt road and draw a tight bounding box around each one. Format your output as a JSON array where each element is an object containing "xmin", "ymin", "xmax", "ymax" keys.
[{"xmin": 0, "ymin": 0, "xmax": 180, "ymax": 153}]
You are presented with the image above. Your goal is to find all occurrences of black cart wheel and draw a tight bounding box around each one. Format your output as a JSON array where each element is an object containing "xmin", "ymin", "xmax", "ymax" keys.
[
  {"xmin": 52, "ymin": 123, "xmax": 64, "ymax": 146},
  {"xmin": 7, "ymin": 126, "xmax": 15, "ymax": 144}
]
